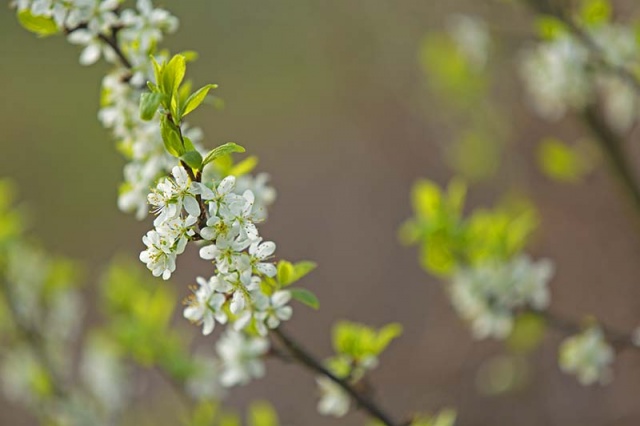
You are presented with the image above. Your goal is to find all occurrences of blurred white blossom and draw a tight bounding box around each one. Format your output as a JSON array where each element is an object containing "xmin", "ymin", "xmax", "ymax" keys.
[
  {"xmin": 559, "ymin": 326, "xmax": 614, "ymax": 385},
  {"xmin": 316, "ymin": 377, "xmax": 350, "ymax": 417},
  {"xmin": 448, "ymin": 255, "xmax": 554, "ymax": 339},
  {"xmin": 216, "ymin": 331, "xmax": 269, "ymax": 387}
]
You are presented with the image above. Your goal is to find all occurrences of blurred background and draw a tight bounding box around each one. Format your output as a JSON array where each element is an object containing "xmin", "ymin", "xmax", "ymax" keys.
[{"xmin": 3, "ymin": 0, "xmax": 640, "ymax": 425}]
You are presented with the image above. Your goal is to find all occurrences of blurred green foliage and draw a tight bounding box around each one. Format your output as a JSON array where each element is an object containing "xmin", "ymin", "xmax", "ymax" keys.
[
  {"xmin": 400, "ymin": 179, "xmax": 538, "ymax": 277},
  {"xmin": 536, "ymin": 137, "xmax": 595, "ymax": 183},
  {"xmin": 185, "ymin": 401, "xmax": 280, "ymax": 426}
]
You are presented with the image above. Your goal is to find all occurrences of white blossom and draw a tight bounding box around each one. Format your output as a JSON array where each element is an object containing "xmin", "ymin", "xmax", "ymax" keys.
[
  {"xmin": 448, "ymin": 255, "xmax": 554, "ymax": 340},
  {"xmin": 520, "ymin": 23, "xmax": 640, "ymax": 129},
  {"xmin": 183, "ymin": 276, "xmax": 231, "ymax": 335},
  {"xmin": 316, "ymin": 377, "xmax": 350, "ymax": 417},
  {"xmin": 185, "ymin": 355, "xmax": 226, "ymax": 400},
  {"xmin": 139, "ymin": 230, "xmax": 176, "ymax": 280},
  {"xmin": 119, "ymin": 0, "xmax": 178, "ymax": 52},
  {"xmin": 447, "ymin": 15, "xmax": 490, "ymax": 69},
  {"xmin": 248, "ymin": 240, "xmax": 277, "ymax": 277},
  {"xmin": 520, "ymin": 36, "xmax": 590, "ymax": 120},
  {"xmin": 80, "ymin": 336, "xmax": 129, "ymax": 413},
  {"xmin": 559, "ymin": 326, "xmax": 614, "ymax": 385},
  {"xmin": 254, "ymin": 290, "xmax": 293, "ymax": 336},
  {"xmin": 216, "ymin": 331, "xmax": 268, "ymax": 387}
]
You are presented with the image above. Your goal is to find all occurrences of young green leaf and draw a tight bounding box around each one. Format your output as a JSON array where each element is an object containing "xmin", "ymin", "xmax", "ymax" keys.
[
  {"xmin": 17, "ymin": 10, "xmax": 58, "ymax": 37},
  {"xmin": 290, "ymin": 288, "xmax": 319, "ymax": 310},
  {"xmin": 202, "ymin": 143, "xmax": 246, "ymax": 167},
  {"xmin": 179, "ymin": 50, "xmax": 200, "ymax": 62},
  {"xmin": 183, "ymin": 137, "xmax": 196, "ymax": 152},
  {"xmin": 181, "ymin": 150, "xmax": 204, "ymax": 171},
  {"xmin": 150, "ymin": 55, "xmax": 164, "ymax": 89},
  {"xmin": 139, "ymin": 92, "xmax": 164, "ymax": 120},
  {"xmin": 279, "ymin": 260, "xmax": 317, "ymax": 286},
  {"xmin": 229, "ymin": 156, "xmax": 259, "ymax": 176},
  {"xmin": 248, "ymin": 401, "xmax": 279, "ymax": 426},
  {"xmin": 162, "ymin": 54, "xmax": 186, "ymax": 97},
  {"xmin": 277, "ymin": 261, "xmax": 294, "ymax": 286},
  {"xmin": 160, "ymin": 116, "xmax": 185, "ymax": 157},
  {"xmin": 291, "ymin": 261, "xmax": 317, "ymax": 283},
  {"xmin": 182, "ymin": 84, "xmax": 218, "ymax": 117}
]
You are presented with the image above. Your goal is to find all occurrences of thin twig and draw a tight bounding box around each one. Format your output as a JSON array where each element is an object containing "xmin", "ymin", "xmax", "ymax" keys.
[
  {"xmin": 272, "ymin": 327, "xmax": 400, "ymax": 426},
  {"xmin": 532, "ymin": 308, "xmax": 637, "ymax": 352}
]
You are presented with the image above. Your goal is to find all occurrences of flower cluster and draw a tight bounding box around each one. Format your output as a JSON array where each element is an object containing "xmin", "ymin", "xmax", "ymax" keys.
[
  {"xmin": 448, "ymin": 255, "xmax": 554, "ymax": 340},
  {"xmin": 179, "ymin": 173, "xmax": 294, "ymax": 338},
  {"xmin": 559, "ymin": 326, "xmax": 614, "ymax": 385},
  {"xmin": 520, "ymin": 23, "xmax": 639, "ymax": 132}
]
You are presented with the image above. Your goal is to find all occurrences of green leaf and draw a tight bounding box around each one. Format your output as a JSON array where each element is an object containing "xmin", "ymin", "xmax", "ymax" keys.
[
  {"xmin": 276, "ymin": 261, "xmax": 294, "ymax": 286},
  {"xmin": 277, "ymin": 260, "xmax": 317, "ymax": 286},
  {"xmin": 291, "ymin": 261, "xmax": 317, "ymax": 284},
  {"xmin": 181, "ymin": 150, "xmax": 203, "ymax": 171},
  {"xmin": 579, "ymin": 0, "xmax": 611, "ymax": 26},
  {"xmin": 410, "ymin": 409, "xmax": 457, "ymax": 426},
  {"xmin": 332, "ymin": 321, "xmax": 402, "ymax": 359},
  {"xmin": 17, "ymin": 10, "xmax": 59, "ymax": 37},
  {"xmin": 290, "ymin": 288, "xmax": 319, "ymax": 310},
  {"xmin": 372, "ymin": 323, "xmax": 403, "ymax": 354},
  {"xmin": 535, "ymin": 17, "xmax": 567, "ymax": 40},
  {"xmin": 162, "ymin": 54, "xmax": 186, "ymax": 96},
  {"xmin": 183, "ymin": 137, "xmax": 196, "ymax": 152},
  {"xmin": 139, "ymin": 92, "xmax": 164, "ymax": 120},
  {"xmin": 219, "ymin": 413, "xmax": 241, "ymax": 426},
  {"xmin": 160, "ymin": 116, "xmax": 185, "ymax": 157},
  {"xmin": 150, "ymin": 56, "xmax": 164, "ymax": 89},
  {"xmin": 179, "ymin": 50, "xmax": 200, "ymax": 62},
  {"xmin": 419, "ymin": 32, "xmax": 486, "ymax": 106},
  {"xmin": 536, "ymin": 138, "xmax": 589, "ymax": 183},
  {"xmin": 506, "ymin": 313, "xmax": 547, "ymax": 354},
  {"xmin": 188, "ymin": 402, "xmax": 218, "ymax": 426},
  {"xmin": 202, "ymin": 143, "xmax": 246, "ymax": 167},
  {"xmin": 229, "ymin": 156, "xmax": 259, "ymax": 176},
  {"xmin": 248, "ymin": 401, "xmax": 279, "ymax": 426},
  {"xmin": 182, "ymin": 84, "xmax": 218, "ymax": 117}
]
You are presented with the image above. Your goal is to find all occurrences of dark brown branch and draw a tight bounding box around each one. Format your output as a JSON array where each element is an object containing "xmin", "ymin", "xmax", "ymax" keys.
[{"xmin": 272, "ymin": 327, "xmax": 400, "ymax": 426}]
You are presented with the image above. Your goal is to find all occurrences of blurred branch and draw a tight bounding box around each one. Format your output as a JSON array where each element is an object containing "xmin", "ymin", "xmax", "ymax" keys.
[
  {"xmin": 581, "ymin": 105, "xmax": 640, "ymax": 214},
  {"xmin": 533, "ymin": 308, "xmax": 637, "ymax": 352},
  {"xmin": 522, "ymin": 0, "xmax": 640, "ymax": 218},
  {"xmin": 272, "ymin": 327, "xmax": 402, "ymax": 426},
  {"xmin": 65, "ymin": 20, "xmax": 133, "ymax": 73}
]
